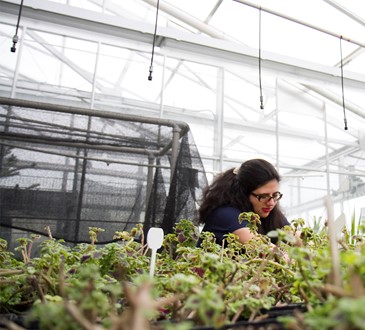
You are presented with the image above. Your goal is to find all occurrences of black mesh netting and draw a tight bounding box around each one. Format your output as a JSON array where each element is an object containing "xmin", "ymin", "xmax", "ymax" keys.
[{"xmin": 0, "ymin": 98, "xmax": 207, "ymax": 250}]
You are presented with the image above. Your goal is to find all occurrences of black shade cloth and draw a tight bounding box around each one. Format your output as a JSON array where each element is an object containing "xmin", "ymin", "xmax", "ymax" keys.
[{"xmin": 0, "ymin": 101, "xmax": 207, "ymax": 249}]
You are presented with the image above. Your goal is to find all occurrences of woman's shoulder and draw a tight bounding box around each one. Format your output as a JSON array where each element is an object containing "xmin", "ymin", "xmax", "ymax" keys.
[
  {"xmin": 282, "ymin": 216, "xmax": 291, "ymax": 227},
  {"xmin": 205, "ymin": 205, "xmax": 249, "ymax": 233},
  {"xmin": 211, "ymin": 205, "xmax": 241, "ymax": 217}
]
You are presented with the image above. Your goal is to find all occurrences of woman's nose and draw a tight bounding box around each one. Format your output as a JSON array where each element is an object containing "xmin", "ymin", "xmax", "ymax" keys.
[{"xmin": 266, "ymin": 198, "xmax": 276, "ymax": 206}]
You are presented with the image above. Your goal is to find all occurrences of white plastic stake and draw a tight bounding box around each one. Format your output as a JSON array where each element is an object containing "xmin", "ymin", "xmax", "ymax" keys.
[
  {"xmin": 147, "ymin": 227, "xmax": 164, "ymax": 277},
  {"xmin": 325, "ymin": 196, "xmax": 342, "ymax": 287}
]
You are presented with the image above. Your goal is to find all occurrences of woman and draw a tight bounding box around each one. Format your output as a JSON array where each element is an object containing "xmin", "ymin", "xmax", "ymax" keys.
[{"xmin": 197, "ymin": 158, "xmax": 289, "ymax": 246}]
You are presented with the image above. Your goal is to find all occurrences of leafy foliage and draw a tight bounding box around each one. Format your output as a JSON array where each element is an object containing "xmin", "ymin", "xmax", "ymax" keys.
[{"xmin": 0, "ymin": 214, "xmax": 365, "ymax": 329}]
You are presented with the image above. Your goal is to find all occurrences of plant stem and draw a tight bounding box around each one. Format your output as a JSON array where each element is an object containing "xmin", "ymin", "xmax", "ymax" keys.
[
  {"xmin": 245, "ymin": 258, "xmax": 295, "ymax": 277},
  {"xmin": 318, "ymin": 283, "xmax": 353, "ymax": 298},
  {"xmin": 45, "ymin": 225, "xmax": 53, "ymax": 239},
  {"xmin": 0, "ymin": 269, "xmax": 23, "ymax": 276}
]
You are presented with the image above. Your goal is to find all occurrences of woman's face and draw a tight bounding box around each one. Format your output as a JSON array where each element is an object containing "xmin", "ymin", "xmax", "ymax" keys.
[{"xmin": 248, "ymin": 179, "xmax": 280, "ymax": 219}]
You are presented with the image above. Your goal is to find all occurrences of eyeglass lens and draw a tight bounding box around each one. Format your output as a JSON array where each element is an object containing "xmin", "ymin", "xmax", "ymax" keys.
[{"xmin": 257, "ymin": 193, "xmax": 282, "ymax": 201}]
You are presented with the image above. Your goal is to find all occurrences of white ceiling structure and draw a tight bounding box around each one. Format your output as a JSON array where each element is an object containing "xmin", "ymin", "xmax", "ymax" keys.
[{"xmin": 1, "ymin": 0, "xmax": 365, "ymax": 224}]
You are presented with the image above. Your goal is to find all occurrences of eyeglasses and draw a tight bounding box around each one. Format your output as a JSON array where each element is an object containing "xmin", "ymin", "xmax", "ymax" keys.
[{"xmin": 251, "ymin": 192, "xmax": 283, "ymax": 202}]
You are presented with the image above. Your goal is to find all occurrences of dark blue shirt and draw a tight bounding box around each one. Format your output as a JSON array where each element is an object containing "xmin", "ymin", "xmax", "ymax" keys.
[
  {"xmin": 198, "ymin": 206, "xmax": 290, "ymax": 246},
  {"xmin": 198, "ymin": 206, "xmax": 249, "ymax": 246}
]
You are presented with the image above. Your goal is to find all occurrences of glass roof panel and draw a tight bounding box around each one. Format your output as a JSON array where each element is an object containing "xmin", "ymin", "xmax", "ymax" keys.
[{"xmin": 1, "ymin": 0, "xmax": 365, "ymax": 224}]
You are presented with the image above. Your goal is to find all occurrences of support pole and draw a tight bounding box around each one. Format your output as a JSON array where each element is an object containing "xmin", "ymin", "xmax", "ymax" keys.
[
  {"xmin": 170, "ymin": 125, "xmax": 181, "ymax": 182},
  {"xmin": 146, "ymin": 153, "xmax": 155, "ymax": 209},
  {"xmin": 233, "ymin": 0, "xmax": 365, "ymax": 48}
]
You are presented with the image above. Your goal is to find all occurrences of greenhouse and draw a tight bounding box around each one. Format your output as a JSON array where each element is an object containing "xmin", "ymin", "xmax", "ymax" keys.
[
  {"xmin": 1, "ymin": 1, "xmax": 365, "ymax": 329},
  {"xmin": 1, "ymin": 0, "xmax": 365, "ymax": 227}
]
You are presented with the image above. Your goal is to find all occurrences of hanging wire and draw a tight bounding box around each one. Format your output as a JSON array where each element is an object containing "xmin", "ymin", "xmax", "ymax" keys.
[
  {"xmin": 148, "ymin": 0, "xmax": 160, "ymax": 81},
  {"xmin": 339, "ymin": 37, "xmax": 348, "ymax": 130},
  {"xmin": 11, "ymin": 0, "xmax": 25, "ymax": 53},
  {"xmin": 258, "ymin": 7, "xmax": 264, "ymax": 110}
]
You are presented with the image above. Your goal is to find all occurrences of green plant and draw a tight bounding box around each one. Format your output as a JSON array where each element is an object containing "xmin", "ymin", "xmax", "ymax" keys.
[{"xmin": 1, "ymin": 213, "xmax": 365, "ymax": 330}]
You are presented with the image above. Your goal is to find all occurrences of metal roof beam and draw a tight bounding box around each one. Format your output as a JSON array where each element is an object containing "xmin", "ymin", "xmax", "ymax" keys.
[{"xmin": 2, "ymin": 0, "xmax": 365, "ymax": 90}]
